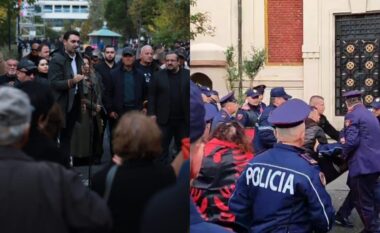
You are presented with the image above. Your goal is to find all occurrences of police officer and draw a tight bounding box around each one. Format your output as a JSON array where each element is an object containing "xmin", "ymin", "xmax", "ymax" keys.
[
  {"xmin": 229, "ymin": 98, "xmax": 334, "ymax": 233},
  {"xmin": 199, "ymin": 85, "xmax": 219, "ymax": 112},
  {"xmin": 211, "ymin": 92, "xmax": 239, "ymax": 132},
  {"xmin": 204, "ymin": 102, "xmax": 219, "ymax": 140},
  {"xmin": 340, "ymin": 90, "xmax": 380, "ymax": 232},
  {"xmin": 253, "ymin": 84, "xmax": 267, "ymax": 110},
  {"xmin": 237, "ymin": 88, "xmax": 262, "ymax": 128},
  {"xmin": 371, "ymin": 97, "xmax": 380, "ymax": 124},
  {"xmin": 253, "ymin": 87, "xmax": 291, "ymax": 154}
]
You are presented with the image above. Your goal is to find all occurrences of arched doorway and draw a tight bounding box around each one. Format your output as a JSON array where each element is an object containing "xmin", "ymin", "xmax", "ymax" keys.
[{"xmin": 190, "ymin": 72, "xmax": 213, "ymax": 89}]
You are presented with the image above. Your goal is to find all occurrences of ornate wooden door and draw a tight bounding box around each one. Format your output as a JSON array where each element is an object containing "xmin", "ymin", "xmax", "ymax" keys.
[{"xmin": 335, "ymin": 14, "xmax": 380, "ymax": 115}]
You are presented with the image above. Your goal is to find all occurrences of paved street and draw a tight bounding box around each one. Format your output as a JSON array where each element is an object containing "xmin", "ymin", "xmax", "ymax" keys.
[{"xmin": 327, "ymin": 172, "xmax": 363, "ymax": 233}]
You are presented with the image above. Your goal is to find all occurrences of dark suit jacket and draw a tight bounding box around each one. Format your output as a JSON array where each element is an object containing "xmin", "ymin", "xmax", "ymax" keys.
[
  {"xmin": 148, "ymin": 68, "xmax": 189, "ymax": 125},
  {"xmin": 48, "ymin": 51, "xmax": 83, "ymax": 127},
  {"xmin": 107, "ymin": 64, "xmax": 146, "ymax": 116}
]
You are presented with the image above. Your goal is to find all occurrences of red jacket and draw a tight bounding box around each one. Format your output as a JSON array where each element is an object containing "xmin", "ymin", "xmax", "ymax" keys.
[{"xmin": 191, "ymin": 138, "xmax": 253, "ymax": 225}]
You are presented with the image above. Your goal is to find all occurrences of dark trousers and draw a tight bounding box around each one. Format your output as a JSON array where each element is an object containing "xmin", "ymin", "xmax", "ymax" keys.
[
  {"xmin": 349, "ymin": 173, "xmax": 380, "ymax": 232},
  {"xmin": 337, "ymin": 190, "xmax": 355, "ymax": 218},
  {"xmin": 59, "ymin": 95, "xmax": 80, "ymax": 167},
  {"xmin": 159, "ymin": 119, "xmax": 188, "ymax": 165}
]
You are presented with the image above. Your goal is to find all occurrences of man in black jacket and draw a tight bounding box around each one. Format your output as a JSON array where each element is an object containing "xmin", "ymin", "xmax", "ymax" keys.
[
  {"xmin": 309, "ymin": 95, "xmax": 340, "ymax": 141},
  {"xmin": 48, "ymin": 30, "xmax": 85, "ymax": 163},
  {"xmin": 148, "ymin": 51, "xmax": 189, "ymax": 164},
  {"xmin": 106, "ymin": 47, "xmax": 146, "ymax": 153},
  {"xmin": 0, "ymin": 86, "xmax": 112, "ymax": 233}
]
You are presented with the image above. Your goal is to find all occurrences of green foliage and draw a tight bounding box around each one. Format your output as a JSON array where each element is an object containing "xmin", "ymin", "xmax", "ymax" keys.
[
  {"xmin": 104, "ymin": 0, "xmax": 136, "ymax": 39},
  {"xmin": 190, "ymin": 0, "xmax": 214, "ymax": 40},
  {"xmin": 225, "ymin": 46, "xmax": 239, "ymax": 91},
  {"xmin": 243, "ymin": 47, "xmax": 265, "ymax": 87}
]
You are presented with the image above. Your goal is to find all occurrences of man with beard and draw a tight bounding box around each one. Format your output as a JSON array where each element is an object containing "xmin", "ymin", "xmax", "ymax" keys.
[
  {"xmin": 49, "ymin": 30, "xmax": 85, "ymax": 165},
  {"xmin": 95, "ymin": 45, "xmax": 117, "ymax": 154},
  {"xmin": 148, "ymin": 51, "xmax": 189, "ymax": 164},
  {"xmin": 0, "ymin": 59, "xmax": 18, "ymax": 86},
  {"xmin": 24, "ymin": 42, "xmax": 41, "ymax": 65}
]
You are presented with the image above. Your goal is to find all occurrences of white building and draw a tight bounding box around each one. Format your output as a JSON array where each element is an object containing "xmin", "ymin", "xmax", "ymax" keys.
[{"xmin": 35, "ymin": 0, "xmax": 89, "ymax": 31}]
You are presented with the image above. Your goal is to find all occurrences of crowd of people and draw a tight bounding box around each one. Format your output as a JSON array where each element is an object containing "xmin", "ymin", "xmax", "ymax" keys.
[
  {"xmin": 0, "ymin": 29, "xmax": 189, "ymax": 232},
  {"xmin": 190, "ymin": 81, "xmax": 380, "ymax": 232},
  {"xmin": 1, "ymin": 27, "xmax": 380, "ymax": 233}
]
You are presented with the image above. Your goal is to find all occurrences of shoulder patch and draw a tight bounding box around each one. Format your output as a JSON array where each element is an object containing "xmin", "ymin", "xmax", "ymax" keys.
[
  {"xmin": 319, "ymin": 172, "xmax": 327, "ymax": 186},
  {"xmin": 298, "ymin": 153, "xmax": 318, "ymax": 165},
  {"xmin": 237, "ymin": 113, "xmax": 243, "ymax": 120}
]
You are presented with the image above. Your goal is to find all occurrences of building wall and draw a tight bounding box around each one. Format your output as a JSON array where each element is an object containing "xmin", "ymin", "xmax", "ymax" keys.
[
  {"xmin": 191, "ymin": 0, "xmax": 380, "ymax": 129},
  {"xmin": 267, "ymin": 0, "xmax": 303, "ymax": 64}
]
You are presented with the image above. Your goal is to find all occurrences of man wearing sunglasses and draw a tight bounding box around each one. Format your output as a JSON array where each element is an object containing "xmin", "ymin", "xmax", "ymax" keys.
[
  {"xmin": 24, "ymin": 42, "xmax": 40, "ymax": 65},
  {"xmin": 14, "ymin": 59, "xmax": 37, "ymax": 88}
]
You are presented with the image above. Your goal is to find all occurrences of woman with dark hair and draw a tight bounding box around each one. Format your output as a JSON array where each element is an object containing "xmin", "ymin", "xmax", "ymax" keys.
[
  {"xmin": 71, "ymin": 55, "xmax": 104, "ymax": 165},
  {"xmin": 35, "ymin": 57, "xmax": 49, "ymax": 85},
  {"xmin": 191, "ymin": 121, "xmax": 253, "ymax": 232},
  {"xmin": 91, "ymin": 112, "xmax": 176, "ymax": 233},
  {"xmin": 19, "ymin": 81, "xmax": 67, "ymax": 167}
]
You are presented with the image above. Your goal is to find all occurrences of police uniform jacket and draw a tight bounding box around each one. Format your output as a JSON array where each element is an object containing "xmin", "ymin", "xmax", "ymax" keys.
[
  {"xmin": 229, "ymin": 143, "xmax": 334, "ymax": 233},
  {"xmin": 342, "ymin": 103, "xmax": 380, "ymax": 177},
  {"xmin": 0, "ymin": 146, "xmax": 112, "ymax": 233},
  {"xmin": 211, "ymin": 109, "xmax": 232, "ymax": 131},
  {"xmin": 236, "ymin": 104, "xmax": 262, "ymax": 128},
  {"xmin": 253, "ymin": 104, "xmax": 277, "ymax": 154}
]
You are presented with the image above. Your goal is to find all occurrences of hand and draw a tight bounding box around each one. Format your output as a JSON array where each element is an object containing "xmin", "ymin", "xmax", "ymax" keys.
[
  {"xmin": 313, "ymin": 140, "xmax": 320, "ymax": 152},
  {"xmin": 340, "ymin": 137, "xmax": 346, "ymax": 144},
  {"xmin": 112, "ymin": 154, "xmax": 123, "ymax": 165},
  {"xmin": 109, "ymin": 112, "xmax": 119, "ymax": 119},
  {"xmin": 73, "ymin": 74, "xmax": 85, "ymax": 84}
]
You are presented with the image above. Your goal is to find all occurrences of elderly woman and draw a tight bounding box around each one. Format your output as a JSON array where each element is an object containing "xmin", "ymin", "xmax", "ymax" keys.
[
  {"xmin": 91, "ymin": 112, "xmax": 176, "ymax": 233},
  {"xmin": 191, "ymin": 121, "xmax": 253, "ymax": 232}
]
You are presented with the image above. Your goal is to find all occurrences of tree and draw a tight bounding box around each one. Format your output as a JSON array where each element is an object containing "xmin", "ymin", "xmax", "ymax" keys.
[
  {"xmin": 190, "ymin": 0, "xmax": 214, "ymax": 40},
  {"xmin": 243, "ymin": 47, "xmax": 265, "ymax": 88},
  {"xmin": 104, "ymin": 0, "xmax": 137, "ymax": 39},
  {"xmin": 0, "ymin": 0, "xmax": 36, "ymax": 49}
]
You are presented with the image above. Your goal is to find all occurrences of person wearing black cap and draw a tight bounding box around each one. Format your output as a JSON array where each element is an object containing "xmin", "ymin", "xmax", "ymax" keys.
[
  {"xmin": 229, "ymin": 99, "xmax": 334, "ymax": 233},
  {"xmin": 14, "ymin": 59, "xmax": 37, "ymax": 87},
  {"xmin": 211, "ymin": 91, "xmax": 239, "ymax": 132},
  {"xmin": 340, "ymin": 90, "xmax": 380, "ymax": 232},
  {"xmin": 253, "ymin": 86, "xmax": 291, "ymax": 154},
  {"xmin": 106, "ymin": 47, "xmax": 146, "ymax": 152}
]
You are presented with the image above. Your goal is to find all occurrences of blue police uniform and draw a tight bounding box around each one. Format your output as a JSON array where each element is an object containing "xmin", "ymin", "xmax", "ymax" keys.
[
  {"xmin": 229, "ymin": 99, "xmax": 335, "ymax": 233},
  {"xmin": 341, "ymin": 90, "xmax": 380, "ymax": 232},
  {"xmin": 211, "ymin": 92, "xmax": 236, "ymax": 131},
  {"xmin": 237, "ymin": 89, "xmax": 262, "ymax": 127},
  {"xmin": 253, "ymin": 87, "xmax": 292, "ymax": 154},
  {"xmin": 372, "ymin": 98, "xmax": 380, "ymax": 124},
  {"xmin": 253, "ymin": 84, "xmax": 267, "ymax": 110}
]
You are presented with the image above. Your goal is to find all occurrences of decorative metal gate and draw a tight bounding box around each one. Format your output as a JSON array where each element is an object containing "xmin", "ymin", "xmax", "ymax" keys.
[{"xmin": 335, "ymin": 14, "xmax": 380, "ymax": 115}]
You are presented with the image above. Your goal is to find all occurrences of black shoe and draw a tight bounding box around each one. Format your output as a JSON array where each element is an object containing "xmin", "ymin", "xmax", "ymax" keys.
[{"xmin": 335, "ymin": 213, "xmax": 354, "ymax": 228}]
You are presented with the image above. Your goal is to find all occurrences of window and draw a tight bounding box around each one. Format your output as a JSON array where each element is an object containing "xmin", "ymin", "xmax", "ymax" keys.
[
  {"xmin": 43, "ymin": 5, "xmax": 52, "ymax": 13},
  {"xmin": 54, "ymin": 5, "xmax": 62, "ymax": 13},
  {"xmin": 72, "ymin": 6, "xmax": 79, "ymax": 13},
  {"xmin": 80, "ymin": 6, "xmax": 88, "ymax": 13},
  {"xmin": 63, "ymin": 5, "xmax": 70, "ymax": 13}
]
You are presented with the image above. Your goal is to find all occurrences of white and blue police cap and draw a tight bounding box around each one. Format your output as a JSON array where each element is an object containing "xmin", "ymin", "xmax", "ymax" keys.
[
  {"xmin": 371, "ymin": 97, "xmax": 380, "ymax": 109},
  {"xmin": 268, "ymin": 98, "xmax": 311, "ymax": 128},
  {"xmin": 204, "ymin": 103, "xmax": 218, "ymax": 122},
  {"xmin": 270, "ymin": 87, "xmax": 292, "ymax": 100},
  {"xmin": 245, "ymin": 88, "xmax": 260, "ymax": 98},
  {"xmin": 342, "ymin": 90, "xmax": 362, "ymax": 99},
  {"xmin": 199, "ymin": 86, "xmax": 212, "ymax": 97},
  {"xmin": 253, "ymin": 84, "xmax": 266, "ymax": 95},
  {"xmin": 220, "ymin": 91, "xmax": 237, "ymax": 105}
]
